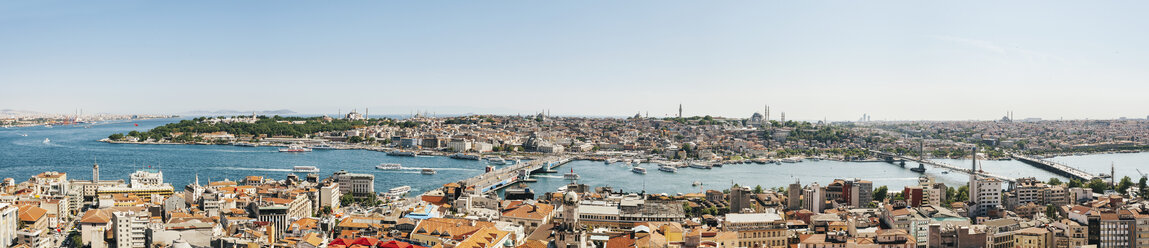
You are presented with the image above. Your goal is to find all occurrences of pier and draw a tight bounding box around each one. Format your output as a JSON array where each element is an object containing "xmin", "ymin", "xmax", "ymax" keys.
[
  {"xmin": 870, "ymin": 150, "xmax": 1015, "ymax": 183},
  {"xmin": 1010, "ymin": 154, "xmax": 1099, "ymax": 181}
]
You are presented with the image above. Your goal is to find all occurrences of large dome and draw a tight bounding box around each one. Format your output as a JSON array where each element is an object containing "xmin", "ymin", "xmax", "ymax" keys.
[{"xmin": 564, "ymin": 192, "xmax": 579, "ymax": 204}]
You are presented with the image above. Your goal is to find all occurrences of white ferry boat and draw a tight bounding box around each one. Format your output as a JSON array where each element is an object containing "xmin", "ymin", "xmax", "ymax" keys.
[
  {"xmin": 234, "ymin": 142, "xmax": 258, "ymax": 147},
  {"xmin": 292, "ymin": 166, "xmax": 319, "ymax": 173},
  {"xmin": 632, "ymin": 167, "xmax": 647, "ymax": 174},
  {"xmin": 488, "ymin": 157, "xmax": 508, "ymax": 165},
  {"xmin": 781, "ymin": 158, "xmax": 799, "ymax": 163},
  {"xmin": 385, "ymin": 185, "xmax": 411, "ymax": 199},
  {"xmin": 449, "ymin": 153, "xmax": 481, "ymax": 160},
  {"xmin": 689, "ymin": 162, "xmax": 712, "ymax": 169},
  {"xmin": 308, "ymin": 143, "xmax": 338, "ymax": 150},
  {"xmin": 375, "ymin": 163, "xmax": 402, "ymax": 170},
  {"xmin": 692, "ymin": 181, "xmax": 703, "ymax": 186},
  {"xmin": 658, "ymin": 165, "xmax": 678, "ymax": 173},
  {"xmin": 421, "ymin": 168, "xmax": 436, "ymax": 175},
  {"xmin": 278, "ymin": 145, "xmax": 312, "ymax": 152},
  {"xmin": 386, "ymin": 150, "xmax": 417, "ymax": 157},
  {"xmin": 564, "ymin": 168, "xmax": 580, "ymax": 180}
]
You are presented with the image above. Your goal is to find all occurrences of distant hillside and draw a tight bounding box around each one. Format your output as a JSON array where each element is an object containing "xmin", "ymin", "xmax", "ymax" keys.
[{"xmin": 182, "ymin": 109, "xmax": 297, "ymax": 115}]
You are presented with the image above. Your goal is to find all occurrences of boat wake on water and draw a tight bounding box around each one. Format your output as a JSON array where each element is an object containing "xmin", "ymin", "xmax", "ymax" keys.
[
  {"xmin": 400, "ymin": 167, "xmax": 478, "ymax": 172},
  {"xmin": 211, "ymin": 167, "xmax": 293, "ymax": 172}
]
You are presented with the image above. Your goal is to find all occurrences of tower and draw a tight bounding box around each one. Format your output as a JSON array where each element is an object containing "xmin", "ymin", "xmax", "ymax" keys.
[
  {"xmin": 781, "ymin": 112, "xmax": 786, "ymax": 123},
  {"xmin": 92, "ymin": 160, "xmax": 100, "ymax": 183},
  {"xmin": 765, "ymin": 105, "xmax": 770, "ymax": 121},
  {"xmin": 678, "ymin": 104, "xmax": 682, "ymax": 118}
]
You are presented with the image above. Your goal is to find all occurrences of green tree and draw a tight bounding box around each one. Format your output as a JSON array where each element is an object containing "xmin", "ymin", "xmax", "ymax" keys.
[
  {"xmin": 1139, "ymin": 177, "xmax": 1148, "ymax": 199},
  {"xmin": 348, "ymin": 136, "xmax": 364, "ymax": 143},
  {"xmin": 1045, "ymin": 204, "xmax": 1059, "ymax": 219},
  {"xmin": 1048, "ymin": 178, "xmax": 1062, "ymax": 186},
  {"xmin": 108, "ymin": 133, "xmax": 124, "ymax": 140},
  {"xmin": 873, "ymin": 186, "xmax": 889, "ymax": 202},
  {"xmin": 1088, "ymin": 179, "xmax": 1110, "ymax": 194},
  {"xmin": 754, "ymin": 185, "xmax": 764, "ymax": 194},
  {"xmin": 1118, "ymin": 176, "xmax": 1134, "ymax": 195}
]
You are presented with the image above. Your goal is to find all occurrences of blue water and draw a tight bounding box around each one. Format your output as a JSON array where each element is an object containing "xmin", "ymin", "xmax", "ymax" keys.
[
  {"xmin": 0, "ymin": 118, "xmax": 489, "ymax": 194},
  {"xmin": 2, "ymin": 118, "xmax": 1143, "ymax": 197}
]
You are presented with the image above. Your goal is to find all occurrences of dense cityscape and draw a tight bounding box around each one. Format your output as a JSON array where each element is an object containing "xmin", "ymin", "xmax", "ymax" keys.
[
  {"xmin": 6, "ymin": 1, "xmax": 1149, "ymax": 248},
  {"xmin": 3, "ymin": 110, "xmax": 1149, "ymax": 248}
]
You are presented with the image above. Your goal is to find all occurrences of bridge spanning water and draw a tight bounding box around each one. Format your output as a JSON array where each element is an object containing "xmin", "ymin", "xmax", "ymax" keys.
[
  {"xmin": 458, "ymin": 156, "xmax": 574, "ymax": 194},
  {"xmin": 1010, "ymin": 154, "xmax": 1100, "ymax": 181},
  {"xmin": 870, "ymin": 150, "xmax": 1015, "ymax": 183}
]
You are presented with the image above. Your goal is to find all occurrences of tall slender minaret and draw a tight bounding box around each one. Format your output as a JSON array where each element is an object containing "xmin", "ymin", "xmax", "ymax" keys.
[
  {"xmin": 678, "ymin": 104, "xmax": 683, "ymax": 118},
  {"xmin": 365, "ymin": 108, "xmax": 369, "ymax": 119},
  {"xmin": 781, "ymin": 112, "xmax": 786, "ymax": 123},
  {"xmin": 765, "ymin": 105, "xmax": 769, "ymax": 121},
  {"xmin": 92, "ymin": 160, "xmax": 100, "ymax": 183}
]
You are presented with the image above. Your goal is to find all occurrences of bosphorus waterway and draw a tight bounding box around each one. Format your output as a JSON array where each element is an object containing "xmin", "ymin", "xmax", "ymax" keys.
[{"xmin": 2, "ymin": 118, "xmax": 1146, "ymax": 196}]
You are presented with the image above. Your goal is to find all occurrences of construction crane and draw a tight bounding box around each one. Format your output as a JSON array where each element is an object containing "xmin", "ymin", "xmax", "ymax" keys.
[{"xmin": 1137, "ymin": 169, "xmax": 1148, "ymax": 179}]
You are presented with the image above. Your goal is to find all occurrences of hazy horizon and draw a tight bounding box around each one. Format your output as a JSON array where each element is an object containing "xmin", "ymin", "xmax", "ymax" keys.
[{"xmin": 4, "ymin": 1, "xmax": 1149, "ymax": 121}]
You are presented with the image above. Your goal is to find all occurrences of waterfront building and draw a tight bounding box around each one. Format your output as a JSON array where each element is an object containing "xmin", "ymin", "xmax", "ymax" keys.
[
  {"xmin": 1097, "ymin": 210, "xmax": 1135, "ymax": 248},
  {"xmin": 332, "ymin": 170, "xmax": 374, "ymax": 196},
  {"xmin": 803, "ymin": 182, "xmax": 825, "ymax": 214},
  {"xmin": 723, "ymin": 212, "xmax": 787, "ymax": 248}
]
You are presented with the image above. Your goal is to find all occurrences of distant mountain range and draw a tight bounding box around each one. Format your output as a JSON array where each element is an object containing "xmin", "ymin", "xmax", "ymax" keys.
[{"xmin": 182, "ymin": 109, "xmax": 298, "ymax": 115}]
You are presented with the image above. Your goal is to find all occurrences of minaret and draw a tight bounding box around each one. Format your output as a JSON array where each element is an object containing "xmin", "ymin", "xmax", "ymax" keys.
[
  {"xmin": 365, "ymin": 108, "xmax": 369, "ymax": 119},
  {"xmin": 764, "ymin": 105, "xmax": 769, "ymax": 121},
  {"xmin": 678, "ymin": 104, "xmax": 683, "ymax": 118},
  {"xmin": 781, "ymin": 112, "xmax": 786, "ymax": 123},
  {"xmin": 969, "ymin": 146, "xmax": 978, "ymax": 208},
  {"xmin": 194, "ymin": 173, "xmax": 200, "ymax": 186},
  {"xmin": 92, "ymin": 160, "xmax": 100, "ymax": 183}
]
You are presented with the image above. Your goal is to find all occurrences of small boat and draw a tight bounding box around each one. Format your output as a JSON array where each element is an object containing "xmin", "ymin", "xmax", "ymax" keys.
[
  {"xmin": 386, "ymin": 150, "xmax": 417, "ymax": 157},
  {"xmin": 44, "ymin": 125, "xmax": 52, "ymax": 128},
  {"xmin": 42, "ymin": 138, "xmax": 50, "ymax": 144},
  {"xmin": 604, "ymin": 159, "xmax": 614, "ymax": 165},
  {"xmin": 486, "ymin": 165, "xmax": 495, "ymax": 173},
  {"xmin": 941, "ymin": 170, "xmax": 950, "ymax": 174},
  {"xmin": 712, "ymin": 163, "xmax": 724, "ymax": 168},
  {"xmin": 692, "ymin": 181, "xmax": 703, "ymax": 187},
  {"xmin": 292, "ymin": 166, "xmax": 319, "ymax": 173},
  {"xmin": 753, "ymin": 159, "xmax": 767, "ymax": 164},
  {"xmin": 278, "ymin": 145, "xmax": 312, "ymax": 152},
  {"xmin": 808, "ymin": 157, "xmax": 821, "ymax": 161},
  {"xmin": 781, "ymin": 158, "xmax": 799, "ymax": 163},
  {"xmin": 658, "ymin": 165, "xmax": 678, "ymax": 173},
  {"xmin": 234, "ymin": 142, "xmax": 258, "ymax": 147},
  {"xmin": 488, "ymin": 157, "xmax": 507, "ymax": 165},
  {"xmin": 421, "ymin": 168, "xmax": 436, "ymax": 175},
  {"xmin": 632, "ymin": 167, "xmax": 647, "ymax": 174},
  {"xmin": 376, "ymin": 163, "xmax": 402, "ymax": 170},
  {"xmin": 20, "ymin": 134, "xmax": 28, "ymax": 137}
]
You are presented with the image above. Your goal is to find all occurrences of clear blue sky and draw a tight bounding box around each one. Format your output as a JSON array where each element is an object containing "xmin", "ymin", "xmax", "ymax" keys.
[{"xmin": 2, "ymin": 1, "xmax": 1148, "ymax": 120}]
